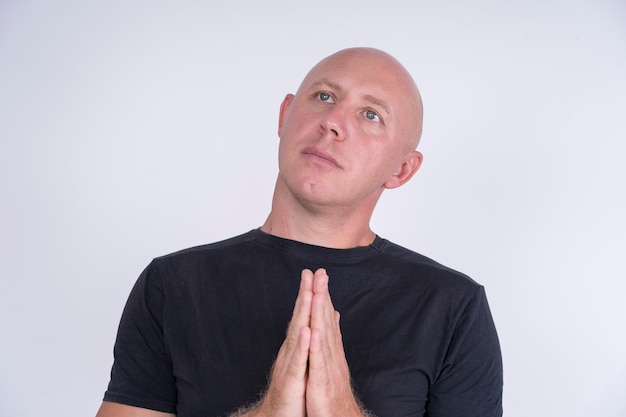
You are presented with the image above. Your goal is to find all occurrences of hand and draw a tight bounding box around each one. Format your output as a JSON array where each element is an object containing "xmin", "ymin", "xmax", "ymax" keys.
[
  {"xmin": 246, "ymin": 269, "xmax": 366, "ymax": 417},
  {"xmin": 305, "ymin": 269, "xmax": 365, "ymax": 417},
  {"xmin": 250, "ymin": 270, "xmax": 313, "ymax": 417}
]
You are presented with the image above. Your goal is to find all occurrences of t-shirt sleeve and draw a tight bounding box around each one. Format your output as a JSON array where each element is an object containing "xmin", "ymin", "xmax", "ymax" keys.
[
  {"xmin": 103, "ymin": 261, "xmax": 178, "ymax": 414},
  {"xmin": 427, "ymin": 286, "xmax": 503, "ymax": 417}
]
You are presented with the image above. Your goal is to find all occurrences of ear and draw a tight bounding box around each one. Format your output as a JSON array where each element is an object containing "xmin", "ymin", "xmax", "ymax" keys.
[
  {"xmin": 278, "ymin": 93, "xmax": 295, "ymax": 135},
  {"xmin": 383, "ymin": 150, "xmax": 423, "ymax": 190}
]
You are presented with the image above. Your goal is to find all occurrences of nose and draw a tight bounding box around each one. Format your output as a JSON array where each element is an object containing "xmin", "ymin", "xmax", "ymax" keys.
[{"xmin": 319, "ymin": 105, "xmax": 347, "ymax": 141}]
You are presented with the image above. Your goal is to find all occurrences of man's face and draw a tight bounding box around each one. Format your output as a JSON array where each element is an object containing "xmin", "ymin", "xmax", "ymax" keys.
[{"xmin": 276, "ymin": 48, "xmax": 423, "ymax": 212}]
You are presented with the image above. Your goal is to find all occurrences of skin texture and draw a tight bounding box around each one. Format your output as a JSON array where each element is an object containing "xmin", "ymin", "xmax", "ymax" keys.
[
  {"xmin": 97, "ymin": 48, "xmax": 423, "ymax": 417},
  {"xmin": 95, "ymin": 402, "xmax": 175, "ymax": 417},
  {"xmin": 262, "ymin": 47, "xmax": 423, "ymax": 248}
]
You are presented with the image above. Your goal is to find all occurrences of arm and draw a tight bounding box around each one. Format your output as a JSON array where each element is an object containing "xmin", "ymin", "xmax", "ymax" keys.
[
  {"xmin": 99, "ymin": 263, "xmax": 177, "ymax": 415},
  {"xmin": 96, "ymin": 401, "xmax": 176, "ymax": 417}
]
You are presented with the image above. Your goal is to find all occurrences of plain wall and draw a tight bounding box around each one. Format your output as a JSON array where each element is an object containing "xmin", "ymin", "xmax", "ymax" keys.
[{"xmin": 1, "ymin": 1, "xmax": 625, "ymax": 416}]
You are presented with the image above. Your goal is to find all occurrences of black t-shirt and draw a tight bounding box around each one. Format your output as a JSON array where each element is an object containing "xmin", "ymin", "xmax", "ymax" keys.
[{"xmin": 103, "ymin": 229, "xmax": 502, "ymax": 416}]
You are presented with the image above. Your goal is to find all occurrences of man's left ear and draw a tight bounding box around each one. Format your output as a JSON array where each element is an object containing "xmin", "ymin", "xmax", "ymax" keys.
[{"xmin": 384, "ymin": 151, "xmax": 423, "ymax": 190}]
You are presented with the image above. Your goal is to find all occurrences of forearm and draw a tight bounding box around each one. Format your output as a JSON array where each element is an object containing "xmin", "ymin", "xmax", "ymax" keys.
[
  {"xmin": 229, "ymin": 401, "xmax": 373, "ymax": 417},
  {"xmin": 228, "ymin": 403, "xmax": 259, "ymax": 417}
]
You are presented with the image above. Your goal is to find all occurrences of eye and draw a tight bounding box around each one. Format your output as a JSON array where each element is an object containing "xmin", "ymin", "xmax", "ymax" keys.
[
  {"xmin": 317, "ymin": 92, "xmax": 335, "ymax": 103},
  {"xmin": 365, "ymin": 110, "xmax": 381, "ymax": 122}
]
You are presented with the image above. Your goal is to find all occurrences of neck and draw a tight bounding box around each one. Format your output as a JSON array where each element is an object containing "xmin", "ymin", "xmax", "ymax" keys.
[
  {"xmin": 261, "ymin": 213, "xmax": 376, "ymax": 249},
  {"xmin": 261, "ymin": 182, "xmax": 378, "ymax": 249}
]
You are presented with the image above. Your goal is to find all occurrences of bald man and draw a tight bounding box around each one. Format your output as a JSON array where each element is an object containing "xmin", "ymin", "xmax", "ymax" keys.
[{"xmin": 97, "ymin": 48, "xmax": 503, "ymax": 417}]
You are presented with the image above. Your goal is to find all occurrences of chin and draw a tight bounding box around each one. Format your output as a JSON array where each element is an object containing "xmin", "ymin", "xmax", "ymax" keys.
[{"xmin": 289, "ymin": 182, "xmax": 335, "ymax": 205}]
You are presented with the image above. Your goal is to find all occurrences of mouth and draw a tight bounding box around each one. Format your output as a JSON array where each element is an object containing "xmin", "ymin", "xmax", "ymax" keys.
[{"xmin": 301, "ymin": 147, "xmax": 342, "ymax": 169}]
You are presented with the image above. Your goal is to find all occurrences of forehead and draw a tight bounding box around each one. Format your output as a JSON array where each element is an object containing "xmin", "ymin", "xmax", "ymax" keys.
[{"xmin": 299, "ymin": 51, "xmax": 417, "ymax": 111}]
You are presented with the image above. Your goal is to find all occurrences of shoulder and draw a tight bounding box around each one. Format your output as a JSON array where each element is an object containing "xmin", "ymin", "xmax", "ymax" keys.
[
  {"xmin": 147, "ymin": 230, "xmax": 258, "ymax": 270},
  {"xmin": 373, "ymin": 237, "xmax": 482, "ymax": 296},
  {"xmin": 159, "ymin": 230, "xmax": 257, "ymax": 260},
  {"xmin": 133, "ymin": 230, "xmax": 261, "ymax": 290}
]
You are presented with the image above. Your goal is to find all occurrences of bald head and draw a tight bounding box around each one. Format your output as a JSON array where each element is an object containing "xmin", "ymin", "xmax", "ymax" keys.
[
  {"xmin": 272, "ymin": 46, "xmax": 425, "ymax": 226},
  {"xmin": 297, "ymin": 47, "xmax": 423, "ymax": 151}
]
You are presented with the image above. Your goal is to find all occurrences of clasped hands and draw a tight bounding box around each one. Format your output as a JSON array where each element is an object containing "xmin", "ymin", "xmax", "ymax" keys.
[{"xmin": 248, "ymin": 268, "xmax": 366, "ymax": 417}]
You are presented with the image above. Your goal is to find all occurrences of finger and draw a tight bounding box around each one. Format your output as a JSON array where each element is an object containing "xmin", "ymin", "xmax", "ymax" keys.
[
  {"xmin": 272, "ymin": 324, "xmax": 311, "ymax": 381},
  {"xmin": 310, "ymin": 292, "xmax": 336, "ymax": 369},
  {"xmin": 301, "ymin": 268, "xmax": 314, "ymax": 292},
  {"xmin": 312, "ymin": 268, "xmax": 328, "ymax": 295},
  {"xmin": 307, "ymin": 308, "xmax": 348, "ymax": 391},
  {"xmin": 306, "ymin": 273, "xmax": 356, "ymax": 417},
  {"xmin": 308, "ymin": 326, "xmax": 327, "ymax": 383},
  {"xmin": 309, "ymin": 298, "xmax": 336, "ymax": 386},
  {"xmin": 286, "ymin": 325, "xmax": 311, "ymax": 380},
  {"xmin": 311, "ymin": 269, "xmax": 339, "ymax": 344},
  {"xmin": 297, "ymin": 326, "xmax": 312, "ymax": 362},
  {"xmin": 310, "ymin": 270, "xmax": 348, "ymax": 378},
  {"xmin": 294, "ymin": 269, "xmax": 314, "ymax": 330},
  {"xmin": 287, "ymin": 269, "xmax": 314, "ymax": 337},
  {"xmin": 260, "ymin": 326, "xmax": 310, "ymax": 417},
  {"xmin": 261, "ymin": 272, "xmax": 314, "ymax": 415}
]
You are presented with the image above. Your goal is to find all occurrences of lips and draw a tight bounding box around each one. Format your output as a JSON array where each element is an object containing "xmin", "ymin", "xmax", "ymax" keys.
[{"xmin": 301, "ymin": 147, "xmax": 342, "ymax": 169}]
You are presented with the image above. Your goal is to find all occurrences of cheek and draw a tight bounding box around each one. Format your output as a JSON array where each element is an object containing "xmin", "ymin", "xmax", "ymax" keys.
[
  {"xmin": 353, "ymin": 150, "xmax": 387, "ymax": 180},
  {"xmin": 363, "ymin": 145, "xmax": 404, "ymax": 177},
  {"xmin": 280, "ymin": 112, "xmax": 315, "ymax": 141}
]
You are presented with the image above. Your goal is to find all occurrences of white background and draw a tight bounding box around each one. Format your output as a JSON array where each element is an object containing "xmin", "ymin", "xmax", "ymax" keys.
[{"xmin": 1, "ymin": 1, "xmax": 625, "ymax": 416}]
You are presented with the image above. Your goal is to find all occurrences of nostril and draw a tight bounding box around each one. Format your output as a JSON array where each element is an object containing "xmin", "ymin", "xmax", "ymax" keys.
[{"xmin": 320, "ymin": 118, "xmax": 343, "ymax": 140}]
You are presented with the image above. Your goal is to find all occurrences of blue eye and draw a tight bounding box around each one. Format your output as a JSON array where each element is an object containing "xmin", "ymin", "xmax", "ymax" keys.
[
  {"xmin": 365, "ymin": 110, "xmax": 380, "ymax": 122},
  {"xmin": 318, "ymin": 92, "xmax": 334, "ymax": 103}
]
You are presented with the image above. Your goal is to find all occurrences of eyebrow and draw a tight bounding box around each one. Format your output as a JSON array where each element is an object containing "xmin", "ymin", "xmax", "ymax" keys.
[
  {"xmin": 309, "ymin": 78, "xmax": 392, "ymax": 117},
  {"xmin": 310, "ymin": 79, "xmax": 343, "ymax": 92},
  {"xmin": 363, "ymin": 94, "xmax": 391, "ymax": 117}
]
